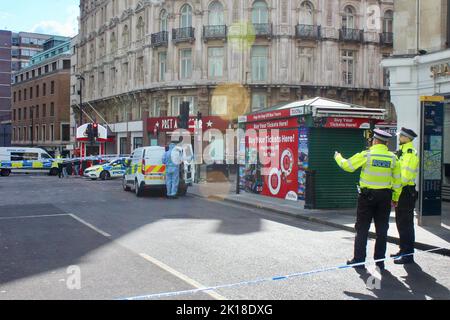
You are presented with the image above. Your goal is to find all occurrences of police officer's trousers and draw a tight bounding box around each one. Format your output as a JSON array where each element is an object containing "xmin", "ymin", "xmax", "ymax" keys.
[
  {"xmin": 354, "ymin": 189, "xmax": 392, "ymax": 262},
  {"xmin": 395, "ymin": 186, "xmax": 417, "ymax": 256}
]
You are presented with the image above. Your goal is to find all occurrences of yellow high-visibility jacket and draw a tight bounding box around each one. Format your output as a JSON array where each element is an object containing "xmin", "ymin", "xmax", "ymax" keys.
[
  {"xmin": 334, "ymin": 144, "xmax": 402, "ymax": 202},
  {"xmin": 398, "ymin": 142, "xmax": 420, "ymax": 187}
]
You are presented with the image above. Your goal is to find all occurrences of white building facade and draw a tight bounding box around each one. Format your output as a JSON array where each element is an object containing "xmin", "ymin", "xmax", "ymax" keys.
[{"xmin": 74, "ymin": 0, "xmax": 394, "ymax": 154}]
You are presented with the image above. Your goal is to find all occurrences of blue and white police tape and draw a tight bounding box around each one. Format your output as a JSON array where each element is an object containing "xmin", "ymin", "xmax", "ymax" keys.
[{"xmin": 119, "ymin": 247, "xmax": 447, "ymax": 300}]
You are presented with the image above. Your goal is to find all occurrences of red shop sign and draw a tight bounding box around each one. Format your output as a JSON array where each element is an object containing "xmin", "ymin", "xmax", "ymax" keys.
[
  {"xmin": 148, "ymin": 116, "xmax": 231, "ymax": 133},
  {"xmin": 323, "ymin": 117, "xmax": 372, "ymax": 129}
]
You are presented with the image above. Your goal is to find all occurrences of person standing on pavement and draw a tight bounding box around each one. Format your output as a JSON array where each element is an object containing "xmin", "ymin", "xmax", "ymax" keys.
[
  {"xmin": 163, "ymin": 139, "xmax": 182, "ymax": 199},
  {"xmin": 334, "ymin": 129, "xmax": 402, "ymax": 271},
  {"xmin": 56, "ymin": 154, "xmax": 63, "ymax": 179},
  {"xmin": 391, "ymin": 128, "xmax": 420, "ymax": 265}
]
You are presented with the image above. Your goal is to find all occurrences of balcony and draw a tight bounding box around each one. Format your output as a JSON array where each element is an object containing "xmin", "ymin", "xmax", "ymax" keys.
[
  {"xmin": 339, "ymin": 28, "xmax": 363, "ymax": 43},
  {"xmin": 151, "ymin": 31, "xmax": 169, "ymax": 47},
  {"xmin": 252, "ymin": 23, "xmax": 272, "ymax": 38},
  {"xmin": 295, "ymin": 24, "xmax": 321, "ymax": 40},
  {"xmin": 203, "ymin": 25, "xmax": 227, "ymax": 42},
  {"xmin": 380, "ymin": 32, "xmax": 393, "ymax": 46},
  {"xmin": 172, "ymin": 27, "xmax": 195, "ymax": 44}
]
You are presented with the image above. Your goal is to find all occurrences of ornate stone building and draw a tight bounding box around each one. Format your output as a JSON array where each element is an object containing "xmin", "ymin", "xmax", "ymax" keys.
[{"xmin": 74, "ymin": 0, "xmax": 394, "ymax": 153}]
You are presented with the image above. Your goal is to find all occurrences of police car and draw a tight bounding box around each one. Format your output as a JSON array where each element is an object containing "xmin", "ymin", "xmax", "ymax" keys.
[
  {"xmin": 0, "ymin": 147, "xmax": 58, "ymax": 176},
  {"xmin": 122, "ymin": 146, "xmax": 194, "ymax": 197},
  {"xmin": 84, "ymin": 158, "xmax": 127, "ymax": 180}
]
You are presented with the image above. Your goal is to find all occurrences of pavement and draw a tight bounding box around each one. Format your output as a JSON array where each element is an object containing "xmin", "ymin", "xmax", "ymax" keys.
[
  {"xmin": 188, "ymin": 181, "xmax": 450, "ymax": 255},
  {"xmin": 0, "ymin": 174, "xmax": 449, "ymax": 300}
]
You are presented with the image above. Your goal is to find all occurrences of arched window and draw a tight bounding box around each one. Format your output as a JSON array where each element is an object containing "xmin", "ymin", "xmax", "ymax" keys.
[
  {"xmin": 122, "ymin": 24, "xmax": 130, "ymax": 46},
  {"xmin": 252, "ymin": 0, "xmax": 269, "ymax": 24},
  {"xmin": 180, "ymin": 4, "xmax": 193, "ymax": 28},
  {"xmin": 383, "ymin": 10, "xmax": 393, "ymax": 33},
  {"xmin": 160, "ymin": 9, "xmax": 168, "ymax": 32},
  {"xmin": 137, "ymin": 16, "xmax": 145, "ymax": 40},
  {"xmin": 110, "ymin": 32, "xmax": 117, "ymax": 52},
  {"xmin": 209, "ymin": 1, "xmax": 224, "ymax": 26},
  {"xmin": 300, "ymin": 1, "xmax": 314, "ymax": 25},
  {"xmin": 342, "ymin": 6, "xmax": 355, "ymax": 29}
]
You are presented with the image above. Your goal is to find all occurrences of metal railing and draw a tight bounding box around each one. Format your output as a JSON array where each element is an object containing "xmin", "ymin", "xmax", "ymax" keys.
[
  {"xmin": 203, "ymin": 25, "xmax": 227, "ymax": 41},
  {"xmin": 295, "ymin": 24, "xmax": 321, "ymax": 40},
  {"xmin": 339, "ymin": 28, "xmax": 363, "ymax": 42},
  {"xmin": 172, "ymin": 27, "xmax": 195, "ymax": 43},
  {"xmin": 252, "ymin": 23, "xmax": 272, "ymax": 37},
  {"xmin": 151, "ymin": 31, "xmax": 169, "ymax": 47}
]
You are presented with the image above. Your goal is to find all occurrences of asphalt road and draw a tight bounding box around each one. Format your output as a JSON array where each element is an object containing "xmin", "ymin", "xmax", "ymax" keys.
[{"xmin": 0, "ymin": 174, "xmax": 449, "ymax": 300}]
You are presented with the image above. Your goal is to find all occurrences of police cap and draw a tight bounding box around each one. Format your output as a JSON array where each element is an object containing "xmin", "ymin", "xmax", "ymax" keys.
[
  {"xmin": 373, "ymin": 129, "xmax": 393, "ymax": 142},
  {"xmin": 399, "ymin": 127, "xmax": 418, "ymax": 140}
]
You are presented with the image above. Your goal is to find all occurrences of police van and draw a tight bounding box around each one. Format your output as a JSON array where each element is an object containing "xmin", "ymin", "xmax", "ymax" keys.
[
  {"xmin": 122, "ymin": 145, "xmax": 194, "ymax": 197},
  {"xmin": 84, "ymin": 158, "xmax": 127, "ymax": 180},
  {"xmin": 0, "ymin": 147, "xmax": 58, "ymax": 177}
]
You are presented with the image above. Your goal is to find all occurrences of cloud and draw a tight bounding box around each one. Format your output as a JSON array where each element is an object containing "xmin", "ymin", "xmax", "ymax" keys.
[{"xmin": 31, "ymin": 5, "xmax": 79, "ymax": 37}]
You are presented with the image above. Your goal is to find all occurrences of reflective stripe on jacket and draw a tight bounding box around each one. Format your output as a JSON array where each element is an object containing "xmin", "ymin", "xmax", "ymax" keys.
[{"xmin": 334, "ymin": 144, "xmax": 402, "ymax": 202}]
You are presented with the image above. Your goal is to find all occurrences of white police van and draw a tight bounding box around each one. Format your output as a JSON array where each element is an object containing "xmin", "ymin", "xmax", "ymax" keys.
[
  {"xmin": 0, "ymin": 147, "xmax": 57, "ymax": 177},
  {"xmin": 122, "ymin": 145, "xmax": 194, "ymax": 197}
]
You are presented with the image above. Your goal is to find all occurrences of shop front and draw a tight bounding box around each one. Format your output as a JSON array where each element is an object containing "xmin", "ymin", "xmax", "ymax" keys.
[{"xmin": 238, "ymin": 97, "xmax": 386, "ymax": 210}]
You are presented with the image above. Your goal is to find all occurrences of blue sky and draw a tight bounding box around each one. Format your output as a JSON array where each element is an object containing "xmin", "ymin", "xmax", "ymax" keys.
[{"xmin": 0, "ymin": 0, "xmax": 79, "ymax": 36}]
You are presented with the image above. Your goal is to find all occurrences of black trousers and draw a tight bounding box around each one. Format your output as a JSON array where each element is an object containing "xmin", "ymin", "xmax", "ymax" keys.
[
  {"xmin": 354, "ymin": 189, "xmax": 392, "ymax": 262},
  {"xmin": 395, "ymin": 186, "xmax": 417, "ymax": 255}
]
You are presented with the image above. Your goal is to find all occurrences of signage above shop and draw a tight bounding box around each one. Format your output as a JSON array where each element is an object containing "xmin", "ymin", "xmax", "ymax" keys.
[
  {"xmin": 246, "ymin": 118, "xmax": 298, "ymax": 130},
  {"xmin": 239, "ymin": 107, "xmax": 310, "ymax": 124},
  {"xmin": 147, "ymin": 116, "xmax": 230, "ymax": 133},
  {"xmin": 430, "ymin": 62, "xmax": 450, "ymax": 79},
  {"xmin": 322, "ymin": 117, "xmax": 372, "ymax": 129}
]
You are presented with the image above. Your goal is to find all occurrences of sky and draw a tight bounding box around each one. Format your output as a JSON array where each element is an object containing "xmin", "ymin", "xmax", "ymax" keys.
[{"xmin": 0, "ymin": 0, "xmax": 79, "ymax": 37}]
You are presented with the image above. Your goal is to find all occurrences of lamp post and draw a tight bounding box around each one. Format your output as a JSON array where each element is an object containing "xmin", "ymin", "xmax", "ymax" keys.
[{"xmin": 30, "ymin": 106, "xmax": 34, "ymax": 147}]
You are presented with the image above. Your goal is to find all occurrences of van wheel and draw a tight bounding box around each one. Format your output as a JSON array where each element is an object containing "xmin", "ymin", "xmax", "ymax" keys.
[
  {"xmin": 123, "ymin": 177, "xmax": 131, "ymax": 191},
  {"xmin": 135, "ymin": 180, "xmax": 144, "ymax": 197},
  {"xmin": 1, "ymin": 169, "xmax": 11, "ymax": 177},
  {"xmin": 49, "ymin": 168, "xmax": 59, "ymax": 176},
  {"xmin": 100, "ymin": 171, "xmax": 110, "ymax": 181}
]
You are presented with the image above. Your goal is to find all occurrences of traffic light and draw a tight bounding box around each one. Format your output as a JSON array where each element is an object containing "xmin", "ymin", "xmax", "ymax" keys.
[
  {"xmin": 92, "ymin": 122, "xmax": 99, "ymax": 139},
  {"xmin": 179, "ymin": 102, "xmax": 190, "ymax": 130}
]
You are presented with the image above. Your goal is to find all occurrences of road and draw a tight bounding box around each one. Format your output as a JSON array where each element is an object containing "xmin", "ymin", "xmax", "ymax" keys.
[{"xmin": 0, "ymin": 175, "xmax": 449, "ymax": 300}]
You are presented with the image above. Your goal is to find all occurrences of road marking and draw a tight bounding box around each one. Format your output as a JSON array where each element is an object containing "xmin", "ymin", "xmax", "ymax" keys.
[
  {"xmin": 68, "ymin": 214, "xmax": 112, "ymax": 238},
  {"xmin": 0, "ymin": 214, "xmax": 70, "ymax": 220},
  {"xmin": 139, "ymin": 253, "xmax": 226, "ymax": 301}
]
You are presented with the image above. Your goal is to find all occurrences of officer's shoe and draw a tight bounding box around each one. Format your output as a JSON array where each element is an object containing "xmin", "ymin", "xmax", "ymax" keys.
[
  {"xmin": 394, "ymin": 256, "xmax": 415, "ymax": 265},
  {"xmin": 346, "ymin": 259, "xmax": 366, "ymax": 270},
  {"xmin": 390, "ymin": 251, "xmax": 402, "ymax": 258}
]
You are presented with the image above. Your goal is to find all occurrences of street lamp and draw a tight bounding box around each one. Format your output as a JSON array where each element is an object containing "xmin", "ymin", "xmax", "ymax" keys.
[
  {"xmin": 76, "ymin": 74, "xmax": 85, "ymax": 127},
  {"xmin": 30, "ymin": 106, "xmax": 34, "ymax": 147}
]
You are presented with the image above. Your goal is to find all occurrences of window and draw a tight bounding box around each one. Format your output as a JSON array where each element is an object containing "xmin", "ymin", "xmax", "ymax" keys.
[
  {"xmin": 342, "ymin": 50, "xmax": 355, "ymax": 85},
  {"xmin": 43, "ymin": 83, "xmax": 47, "ymax": 96},
  {"xmin": 252, "ymin": 93, "xmax": 267, "ymax": 112},
  {"xmin": 179, "ymin": 49, "xmax": 192, "ymax": 79},
  {"xmin": 299, "ymin": 47, "xmax": 313, "ymax": 83},
  {"xmin": 23, "ymin": 127, "xmax": 27, "ymax": 141},
  {"xmin": 137, "ymin": 16, "xmax": 145, "ymax": 40},
  {"xmin": 99, "ymin": 38, "xmax": 105, "ymax": 57},
  {"xmin": 52, "ymin": 62, "xmax": 57, "ymax": 71},
  {"xmin": 42, "ymin": 125, "xmax": 46, "ymax": 141},
  {"xmin": 13, "ymin": 92, "xmax": 16, "ymax": 102},
  {"xmin": 19, "ymin": 90, "xmax": 21, "ymax": 101},
  {"xmin": 51, "ymin": 81, "xmax": 55, "ymax": 94},
  {"xmin": 211, "ymin": 95, "xmax": 228, "ymax": 115},
  {"xmin": 110, "ymin": 32, "xmax": 117, "ymax": 52},
  {"xmin": 24, "ymin": 107, "xmax": 27, "ymax": 120},
  {"xmin": 120, "ymin": 137, "xmax": 128, "ymax": 155},
  {"xmin": 36, "ymin": 85, "xmax": 39, "ymax": 97},
  {"xmin": 18, "ymin": 128, "xmax": 21, "ymax": 141},
  {"xmin": 122, "ymin": 25, "xmax": 130, "ymax": 46},
  {"xmin": 251, "ymin": 46, "xmax": 268, "ymax": 81},
  {"xmin": 180, "ymin": 4, "xmax": 193, "ymax": 28},
  {"xmin": 30, "ymin": 87, "xmax": 33, "ymax": 99},
  {"xmin": 209, "ymin": 1, "xmax": 224, "ymax": 26},
  {"xmin": 122, "ymin": 63, "xmax": 129, "ymax": 88},
  {"xmin": 152, "ymin": 100, "xmax": 162, "ymax": 117},
  {"xmin": 383, "ymin": 10, "xmax": 393, "ymax": 33},
  {"xmin": 62, "ymin": 124, "xmax": 70, "ymax": 141},
  {"xmin": 133, "ymin": 137, "xmax": 143, "ymax": 150},
  {"xmin": 160, "ymin": 10, "xmax": 168, "ymax": 32},
  {"xmin": 252, "ymin": 1, "xmax": 269, "ymax": 24},
  {"xmin": 50, "ymin": 103, "xmax": 55, "ymax": 117},
  {"xmin": 18, "ymin": 108, "xmax": 21, "ymax": 120},
  {"xmin": 29, "ymin": 126, "xmax": 32, "ymax": 141},
  {"xmin": 342, "ymin": 6, "xmax": 355, "ymax": 29},
  {"xmin": 170, "ymin": 96, "xmax": 197, "ymax": 116},
  {"xmin": 36, "ymin": 105, "xmax": 39, "ymax": 118},
  {"xmin": 136, "ymin": 57, "xmax": 144, "ymax": 85},
  {"xmin": 300, "ymin": 1, "xmax": 314, "ymax": 25},
  {"xmin": 35, "ymin": 125, "xmax": 39, "ymax": 141},
  {"xmin": 208, "ymin": 47, "xmax": 224, "ymax": 78},
  {"xmin": 50, "ymin": 124, "xmax": 54, "ymax": 141},
  {"xmin": 158, "ymin": 52, "xmax": 167, "ymax": 81},
  {"xmin": 45, "ymin": 65, "xmax": 49, "ymax": 73},
  {"xmin": 24, "ymin": 89, "xmax": 27, "ymax": 101}
]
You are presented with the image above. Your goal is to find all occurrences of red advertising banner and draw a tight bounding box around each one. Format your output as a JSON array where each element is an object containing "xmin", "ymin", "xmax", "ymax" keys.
[
  {"xmin": 260, "ymin": 129, "xmax": 299, "ymax": 201},
  {"xmin": 147, "ymin": 116, "xmax": 230, "ymax": 133},
  {"xmin": 246, "ymin": 118, "xmax": 298, "ymax": 130},
  {"xmin": 323, "ymin": 117, "xmax": 371, "ymax": 129}
]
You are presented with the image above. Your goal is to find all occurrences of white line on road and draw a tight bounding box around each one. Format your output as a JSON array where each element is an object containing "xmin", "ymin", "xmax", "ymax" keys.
[
  {"xmin": 68, "ymin": 214, "xmax": 112, "ymax": 238},
  {"xmin": 139, "ymin": 253, "xmax": 227, "ymax": 301},
  {"xmin": 0, "ymin": 214, "xmax": 70, "ymax": 220}
]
